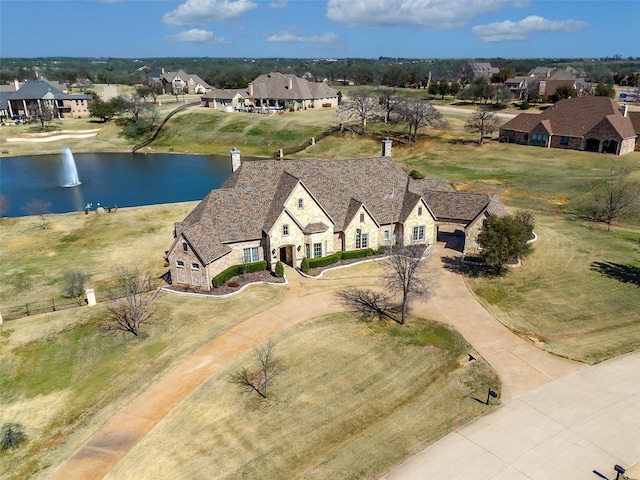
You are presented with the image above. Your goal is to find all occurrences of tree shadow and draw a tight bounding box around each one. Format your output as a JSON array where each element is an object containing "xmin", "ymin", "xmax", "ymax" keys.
[{"xmin": 590, "ymin": 261, "xmax": 640, "ymax": 287}]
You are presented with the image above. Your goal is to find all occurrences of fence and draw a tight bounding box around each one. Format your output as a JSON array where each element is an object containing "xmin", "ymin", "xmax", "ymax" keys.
[{"xmin": 1, "ymin": 297, "xmax": 85, "ymax": 321}]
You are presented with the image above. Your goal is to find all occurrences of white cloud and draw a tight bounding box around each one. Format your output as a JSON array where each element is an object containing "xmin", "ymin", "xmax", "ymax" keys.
[
  {"xmin": 268, "ymin": 0, "xmax": 288, "ymax": 8},
  {"xmin": 164, "ymin": 28, "xmax": 230, "ymax": 44},
  {"xmin": 326, "ymin": 0, "xmax": 529, "ymax": 30},
  {"xmin": 471, "ymin": 15, "xmax": 589, "ymax": 42},
  {"xmin": 162, "ymin": 0, "xmax": 257, "ymax": 27},
  {"xmin": 267, "ymin": 27, "xmax": 339, "ymax": 45}
]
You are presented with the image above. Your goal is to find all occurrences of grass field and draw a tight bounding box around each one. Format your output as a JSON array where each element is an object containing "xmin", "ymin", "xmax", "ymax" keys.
[
  {"xmin": 105, "ymin": 314, "xmax": 498, "ymax": 480},
  {"xmin": 1, "ymin": 101, "xmax": 639, "ymax": 477}
]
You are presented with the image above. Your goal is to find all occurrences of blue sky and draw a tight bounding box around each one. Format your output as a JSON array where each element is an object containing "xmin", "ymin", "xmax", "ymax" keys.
[{"xmin": 1, "ymin": 0, "xmax": 638, "ymax": 59}]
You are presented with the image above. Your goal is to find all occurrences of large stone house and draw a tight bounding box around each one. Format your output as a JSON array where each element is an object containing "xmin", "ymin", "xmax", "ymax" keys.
[
  {"xmin": 165, "ymin": 141, "xmax": 506, "ymax": 291},
  {"xmin": 499, "ymin": 96, "xmax": 638, "ymax": 155},
  {"xmin": 148, "ymin": 69, "xmax": 211, "ymax": 95},
  {"xmin": 244, "ymin": 72, "xmax": 337, "ymax": 111},
  {"xmin": 2, "ymin": 79, "xmax": 92, "ymax": 120}
]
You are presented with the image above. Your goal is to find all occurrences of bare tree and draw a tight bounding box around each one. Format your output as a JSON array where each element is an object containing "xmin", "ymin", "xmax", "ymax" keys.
[
  {"xmin": 377, "ymin": 86, "xmax": 399, "ymax": 123},
  {"xmin": 384, "ymin": 247, "xmax": 431, "ymax": 325},
  {"xmin": 337, "ymin": 89, "xmax": 379, "ymax": 134},
  {"xmin": 335, "ymin": 287, "xmax": 397, "ymax": 322},
  {"xmin": 23, "ymin": 199, "xmax": 51, "ymax": 229},
  {"xmin": 397, "ymin": 100, "xmax": 443, "ymax": 144},
  {"xmin": 590, "ymin": 167, "xmax": 640, "ymax": 231},
  {"xmin": 105, "ymin": 267, "xmax": 158, "ymax": 337},
  {"xmin": 335, "ymin": 247, "xmax": 431, "ymax": 325},
  {"xmin": 229, "ymin": 339, "xmax": 284, "ymax": 399},
  {"xmin": 465, "ymin": 107, "xmax": 499, "ymax": 145}
]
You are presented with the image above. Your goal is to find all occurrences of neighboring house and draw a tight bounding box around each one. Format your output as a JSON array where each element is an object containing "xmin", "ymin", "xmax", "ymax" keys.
[
  {"xmin": 504, "ymin": 77, "xmax": 528, "ymax": 100},
  {"xmin": 462, "ymin": 62, "xmax": 500, "ymax": 83},
  {"xmin": 157, "ymin": 69, "xmax": 211, "ymax": 95},
  {"xmin": 3, "ymin": 79, "xmax": 92, "ymax": 120},
  {"xmin": 499, "ymin": 96, "xmax": 637, "ymax": 155},
  {"xmin": 200, "ymin": 88, "xmax": 247, "ymax": 112},
  {"xmin": 165, "ymin": 140, "xmax": 506, "ymax": 291},
  {"xmin": 244, "ymin": 72, "xmax": 337, "ymax": 111}
]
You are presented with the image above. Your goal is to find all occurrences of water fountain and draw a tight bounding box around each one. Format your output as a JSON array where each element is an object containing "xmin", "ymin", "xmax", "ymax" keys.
[{"xmin": 60, "ymin": 147, "xmax": 81, "ymax": 187}]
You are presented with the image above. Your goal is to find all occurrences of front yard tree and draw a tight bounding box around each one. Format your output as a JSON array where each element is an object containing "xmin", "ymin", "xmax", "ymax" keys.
[
  {"xmin": 477, "ymin": 211, "xmax": 534, "ymax": 272},
  {"xmin": 89, "ymin": 97, "xmax": 116, "ymax": 122},
  {"xmin": 337, "ymin": 89, "xmax": 379, "ymax": 134},
  {"xmin": 398, "ymin": 100, "xmax": 443, "ymax": 144},
  {"xmin": 465, "ymin": 107, "xmax": 499, "ymax": 145},
  {"xmin": 384, "ymin": 247, "xmax": 431, "ymax": 325},
  {"xmin": 35, "ymin": 103, "xmax": 54, "ymax": 130},
  {"xmin": 229, "ymin": 340, "xmax": 284, "ymax": 399},
  {"xmin": 589, "ymin": 167, "xmax": 639, "ymax": 231},
  {"xmin": 105, "ymin": 267, "xmax": 158, "ymax": 337}
]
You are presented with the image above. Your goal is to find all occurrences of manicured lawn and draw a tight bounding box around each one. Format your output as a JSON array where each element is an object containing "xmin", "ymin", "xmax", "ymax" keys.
[{"xmin": 106, "ymin": 313, "xmax": 498, "ymax": 480}]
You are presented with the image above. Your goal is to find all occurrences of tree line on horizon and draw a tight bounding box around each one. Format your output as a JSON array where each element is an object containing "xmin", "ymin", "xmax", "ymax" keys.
[{"xmin": 2, "ymin": 56, "xmax": 639, "ymax": 90}]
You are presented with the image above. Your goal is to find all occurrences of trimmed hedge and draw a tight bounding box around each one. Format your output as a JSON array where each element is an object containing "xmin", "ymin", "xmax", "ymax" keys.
[
  {"xmin": 341, "ymin": 248, "xmax": 376, "ymax": 260},
  {"xmin": 308, "ymin": 251, "xmax": 342, "ymax": 269},
  {"xmin": 212, "ymin": 260, "xmax": 267, "ymax": 288}
]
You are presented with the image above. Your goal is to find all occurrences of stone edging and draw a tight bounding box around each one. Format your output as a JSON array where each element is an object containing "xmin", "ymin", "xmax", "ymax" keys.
[{"xmin": 160, "ymin": 275, "xmax": 288, "ymax": 299}]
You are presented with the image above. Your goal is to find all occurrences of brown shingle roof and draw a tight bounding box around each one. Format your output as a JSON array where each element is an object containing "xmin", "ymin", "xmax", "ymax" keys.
[
  {"xmin": 629, "ymin": 111, "xmax": 640, "ymax": 134},
  {"xmin": 177, "ymin": 157, "xmax": 500, "ymax": 265},
  {"xmin": 249, "ymin": 72, "xmax": 336, "ymax": 100},
  {"xmin": 501, "ymin": 96, "xmax": 636, "ymax": 140}
]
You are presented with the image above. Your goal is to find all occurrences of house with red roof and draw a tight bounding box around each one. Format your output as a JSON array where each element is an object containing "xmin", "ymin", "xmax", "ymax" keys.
[{"xmin": 499, "ymin": 96, "xmax": 638, "ymax": 155}]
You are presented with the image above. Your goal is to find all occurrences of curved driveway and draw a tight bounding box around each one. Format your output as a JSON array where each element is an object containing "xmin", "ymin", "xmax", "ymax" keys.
[{"xmin": 49, "ymin": 239, "xmax": 613, "ymax": 480}]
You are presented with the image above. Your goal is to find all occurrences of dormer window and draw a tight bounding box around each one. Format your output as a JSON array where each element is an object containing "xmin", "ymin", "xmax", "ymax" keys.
[
  {"xmin": 282, "ymin": 224, "xmax": 289, "ymax": 236},
  {"xmin": 360, "ymin": 213, "xmax": 365, "ymax": 222},
  {"xmin": 182, "ymin": 242, "xmax": 188, "ymax": 252},
  {"xmin": 298, "ymin": 198, "xmax": 304, "ymax": 209},
  {"xmin": 418, "ymin": 206, "xmax": 423, "ymax": 216}
]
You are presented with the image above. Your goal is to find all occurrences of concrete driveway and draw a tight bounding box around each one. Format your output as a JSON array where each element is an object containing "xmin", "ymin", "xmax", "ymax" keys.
[{"xmin": 382, "ymin": 350, "xmax": 640, "ymax": 480}]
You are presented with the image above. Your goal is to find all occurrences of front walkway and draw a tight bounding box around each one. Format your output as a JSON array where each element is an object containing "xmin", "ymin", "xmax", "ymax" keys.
[{"xmin": 48, "ymin": 241, "xmax": 590, "ymax": 480}]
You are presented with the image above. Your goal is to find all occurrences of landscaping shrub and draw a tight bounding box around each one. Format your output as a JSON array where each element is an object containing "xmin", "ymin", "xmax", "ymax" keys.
[
  {"xmin": 212, "ymin": 260, "xmax": 267, "ymax": 288},
  {"xmin": 275, "ymin": 261, "xmax": 284, "ymax": 278},
  {"xmin": 376, "ymin": 245, "xmax": 388, "ymax": 255},
  {"xmin": 341, "ymin": 248, "xmax": 375, "ymax": 260},
  {"xmin": 409, "ymin": 169, "xmax": 425, "ymax": 179},
  {"xmin": 308, "ymin": 252, "xmax": 342, "ymax": 269},
  {"xmin": 1, "ymin": 423, "xmax": 27, "ymax": 451},
  {"xmin": 300, "ymin": 257, "xmax": 310, "ymax": 274}
]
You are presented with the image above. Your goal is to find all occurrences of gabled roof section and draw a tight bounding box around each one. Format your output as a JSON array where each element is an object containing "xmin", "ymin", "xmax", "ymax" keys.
[
  {"xmin": 6, "ymin": 80, "xmax": 65, "ymax": 99},
  {"xmin": 201, "ymin": 88, "xmax": 244, "ymax": 100},
  {"xmin": 629, "ymin": 111, "xmax": 640, "ymax": 134},
  {"xmin": 262, "ymin": 171, "xmax": 302, "ymax": 233},
  {"xmin": 422, "ymin": 190, "xmax": 491, "ymax": 222},
  {"xmin": 500, "ymin": 113, "xmax": 541, "ymax": 133},
  {"xmin": 414, "ymin": 177, "xmax": 456, "ymax": 192}
]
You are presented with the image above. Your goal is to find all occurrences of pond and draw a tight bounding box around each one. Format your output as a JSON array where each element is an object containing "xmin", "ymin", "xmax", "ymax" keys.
[{"xmin": 0, "ymin": 151, "xmax": 239, "ymax": 217}]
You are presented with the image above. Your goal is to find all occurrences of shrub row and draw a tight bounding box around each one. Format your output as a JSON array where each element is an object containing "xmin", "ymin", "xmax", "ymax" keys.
[
  {"xmin": 212, "ymin": 260, "xmax": 267, "ymax": 288},
  {"xmin": 302, "ymin": 246, "xmax": 388, "ymax": 273}
]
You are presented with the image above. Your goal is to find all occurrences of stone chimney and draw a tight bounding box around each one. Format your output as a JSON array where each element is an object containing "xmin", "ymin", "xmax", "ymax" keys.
[
  {"xmin": 382, "ymin": 138, "xmax": 392, "ymax": 157},
  {"xmin": 248, "ymin": 83, "xmax": 254, "ymax": 97},
  {"xmin": 288, "ymin": 77, "xmax": 293, "ymax": 90},
  {"xmin": 230, "ymin": 147, "xmax": 241, "ymax": 172},
  {"xmin": 621, "ymin": 104, "xmax": 628, "ymax": 117}
]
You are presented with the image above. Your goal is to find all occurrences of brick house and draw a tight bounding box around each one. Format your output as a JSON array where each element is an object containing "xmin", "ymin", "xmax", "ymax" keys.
[
  {"xmin": 165, "ymin": 141, "xmax": 506, "ymax": 290},
  {"xmin": 499, "ymin": 96, "xmax": 637, "ymax": 155},
  {"xmin": 3, "ymin": 79, "xmax": 92, "ymax": 120}
]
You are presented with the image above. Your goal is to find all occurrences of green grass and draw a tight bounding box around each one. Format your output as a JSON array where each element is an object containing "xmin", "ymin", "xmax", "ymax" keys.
[{"xmin": 106, "ymin": 314, "xmax": 498, "ymax": 480}]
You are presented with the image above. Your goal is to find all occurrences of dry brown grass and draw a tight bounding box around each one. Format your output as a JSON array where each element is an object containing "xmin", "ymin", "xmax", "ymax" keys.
[{"xmin": 105, "ymin": 314, "xmax": 498, "ymax": 480}]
